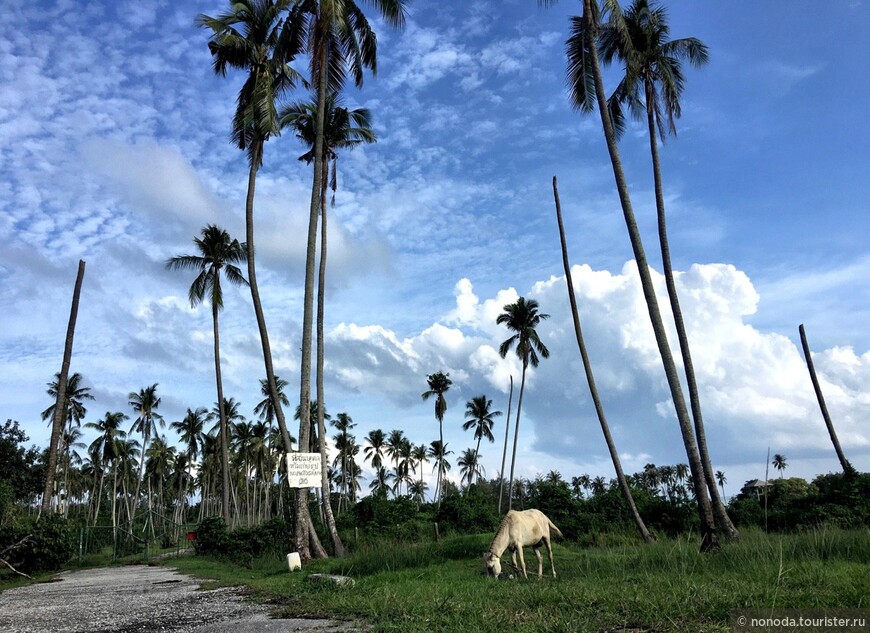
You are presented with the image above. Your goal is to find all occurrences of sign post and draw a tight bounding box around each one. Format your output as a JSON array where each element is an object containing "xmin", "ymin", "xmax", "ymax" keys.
[{"xmin": 285, "ymin": 453, "xmax": 322, "ymax": 488}]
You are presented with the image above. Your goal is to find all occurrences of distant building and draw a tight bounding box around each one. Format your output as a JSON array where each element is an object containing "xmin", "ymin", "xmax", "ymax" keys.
[{"xmin": 740, "ymin": 479, "xmax": 770, "ymax": 498}]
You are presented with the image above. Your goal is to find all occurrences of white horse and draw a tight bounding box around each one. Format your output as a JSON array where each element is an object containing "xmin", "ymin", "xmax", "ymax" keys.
[{"xmin": 483, "ymin": 509, "xmax": 562, "ymax": 579}]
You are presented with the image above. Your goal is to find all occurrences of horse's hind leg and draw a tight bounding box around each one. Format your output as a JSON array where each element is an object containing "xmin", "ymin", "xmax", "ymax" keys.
[
  {"xmin": 544, "ymin": 536, "xmax": 556, "ymax": 578},
  {"xmin": 533, "ymin": 546, "xmax": 543, "ymax": 579}
]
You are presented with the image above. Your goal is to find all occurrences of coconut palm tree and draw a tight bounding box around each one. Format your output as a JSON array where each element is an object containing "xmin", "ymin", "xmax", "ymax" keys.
[
  {"xmin": 497, "ymin": 297, "xmax": 549, "ymax": 511},
  {"xmin": 42, "ymin": 372, "xmax": 94, "ymax": 513},
  {"xmin": 462, "ymin": 396, "xmax": 500, "ymax": 485},
  {"xmin": 85, "ymin": 411, "xmax": 128, "ymax": 528},
  {"xmin": 281, "ymin": 92, "xmax": 375, "ymax": 555},
  {"xmin": 553, "ymin": 176, "xmax": 655, "ymax": 542},
  {"xmin": 363, "ymin": 429, "xmax": 387, "ymax": 471},
  {"xmin": 287, "ymin": 0, "xmax": 407, "ymax": 562},
  {"xmin": 772, "ymin": 454, "xmax": 787, "ymax": 478},
  {"xmin": 197, "ymin": 0, "xmax": 301, "ymax": 479},
  {"xmin": 715, "ymin": 470, "xmax": 727, "ymax": 498},
  {"xmin": 421, "ymin": 371, "xmax": 452, "ymax": 500},
  {"xmin": 545, "ymin": 0, "xmax": 719, "ymax": 551},
  {"xmin": 128, "ymin": 384, "xmax": 163, "ymax": 519},
  {"xmin": 166, "ymin": 225, "xmax": 248, "ymax": 525},
  {"xmin": 458, "ymin": 448, "xmax": 484, "ymax": 487},
  {"xmin": 596, "ymin": 0, "xmax": 736, "ymax": 541},
  {"xmin": 427, "ymin": 440, "xmax": 452, "ymax": 500},
  {"xmin": 171, "ymin": 407, "xmax": 208, "ymax": 464},
  {"xmin": 253, "ymin": 375, "xmax": 291, "ymax": 432}
]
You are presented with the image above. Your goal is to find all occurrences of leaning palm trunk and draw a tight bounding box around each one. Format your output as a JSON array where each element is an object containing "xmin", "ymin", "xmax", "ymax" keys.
[
  {"xmin": 507, "ymin": 362, "xmax": 528, "ymax": 511},
  {"xmin": 243, "ymin": 140, "xmax": 303, "ymax": 530},
  {"xmin": 316, "ymin": 158, "xmax": 344, "ymax": 556},
  {"xmin": 553, "ymin": 176, "xmax": 655, "ymax": 543},
  {"xmin": 643, "ymin": 87, "xmax": 738, "ymax": 541},
  {"xmin": 42, "ymin": 259, "xmax": 86, "ymax": 514},
  {"xmin": 581, "ymin": 0, "xmax": 718, "ymax": 551},
  {"xmin": 497, "ymin": 376, "xmax": 514, "ymax": 513},
  {"xmin": 799, "ymin": 324, "xmax": 855, "ymax": 476}
]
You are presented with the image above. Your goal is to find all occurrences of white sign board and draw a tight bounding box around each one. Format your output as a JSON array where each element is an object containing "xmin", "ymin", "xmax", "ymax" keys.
[{"xmin": 285, "ymin": 453, "xmax": 322, "ymax": 488}]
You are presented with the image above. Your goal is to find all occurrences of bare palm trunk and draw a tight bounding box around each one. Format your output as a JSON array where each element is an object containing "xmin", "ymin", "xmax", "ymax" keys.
[
  {"xmin": 497, "ymin": 376, "xmax": 514, "ymax": 514},
  {"xmin": 582, "ymin": 0, "xmax": 718, "ymax": 551},
  {"xmin": 799, "ymin": 324, "xmax": 855, "ymax": 476},
  {"xmin": 42, "ymin": 259, "xmax": 86, "ymax": 515},
  {"xmin": 316, "ymin": 161, "xmax": 345, "ymax": 556},
  {"xmin": 211, "ymin": 297, "xmax": 232, "ymax": 525},
  {"xmin": 241, "ymin": 140, "xmax": 301, "ymax": 537},
  {"xmin": 296, "ymin": 33, "xmax": 331, "ymax": 563},
  {"xmin": 643, "ymin": 91, "xmax": 738, "ymax": 541},
  {"xmin": 553, "ymin": 176, "xmax": 656, "ymax": 543},
  {"xmin": 507, "ymin": 362, "xmax": 528, "ymax": 511}
]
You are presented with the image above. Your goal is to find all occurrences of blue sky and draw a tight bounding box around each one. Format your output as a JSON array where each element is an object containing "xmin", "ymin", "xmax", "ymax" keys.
[{"xmin": 2, "ymin": 0, "xmax": 868, "ymax": 498}]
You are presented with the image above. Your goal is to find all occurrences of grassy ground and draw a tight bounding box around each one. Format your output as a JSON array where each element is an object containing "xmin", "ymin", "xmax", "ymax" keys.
[{"xmin": 166, "ymin": 527, "xmax": 870, "ymax": 633}]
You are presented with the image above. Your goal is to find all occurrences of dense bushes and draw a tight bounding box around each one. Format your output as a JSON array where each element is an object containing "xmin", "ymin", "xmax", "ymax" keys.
[
  {"xmin": 193, "ymin": 516, "xmax": 294, "ymax": 564},
  {"xmin": 1, "ymin": 514, "xmax": 75, "ymax": 574}
]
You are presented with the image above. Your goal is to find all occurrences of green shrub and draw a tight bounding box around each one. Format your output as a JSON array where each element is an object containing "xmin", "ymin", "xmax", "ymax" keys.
[{"xmin": 1, "ymin": 514, "xmax": 75, "ymax": 574}]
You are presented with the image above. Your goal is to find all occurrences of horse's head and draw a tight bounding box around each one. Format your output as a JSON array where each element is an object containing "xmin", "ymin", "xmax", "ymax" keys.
[{"xmin": 483, "ymin": 551, "xmax": 501, "ymax": 578}]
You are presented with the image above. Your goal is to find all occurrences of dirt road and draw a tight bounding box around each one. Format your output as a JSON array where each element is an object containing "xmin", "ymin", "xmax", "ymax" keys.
[{"xmin": 0, "ymin": 565, "xmax": 355, "ymax": 633}]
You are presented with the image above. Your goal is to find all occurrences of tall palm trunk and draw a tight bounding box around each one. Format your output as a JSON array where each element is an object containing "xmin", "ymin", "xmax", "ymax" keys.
[
  {"xmin": 316, "ymin": 158, "xmax": 345, "ymax": 556},
  {"xmin": 553, "ymin": 176, "xmax": 655, "ymax": 543},
  {"xmin": 582, "ymin": 0, "xmax": 718, "ymax": 551},
  {"xmin": 497, "ymin": 376, "xmax": 513, "ymax": 513},
  {"xmin": 643, "ymin": 84, "xmax": 738, "ymax": 540},
  {"xmin": 799, "ymin": 324, "xmax": 855, "ymax": 476},
  {"xmin": 212, "ymin": 294, "xmax": 232, "ymax": 525},
  {"xmin": 507, "ymin": 362, "xmax": 528, "ymax": 511},
  {"xmin": 131, "ymin": 427, "xmax": 149, "ymax": 524},
  {"xmin": 295, "ymin": 32, "xmax": 331, "ymax": 562},
  {"xmin": 42, "ymin": 259, "xmax": 86, "ymax": 514},
  {"xmin": 243, "ymin": 140, "xmax": 306, "ymax": 539}
]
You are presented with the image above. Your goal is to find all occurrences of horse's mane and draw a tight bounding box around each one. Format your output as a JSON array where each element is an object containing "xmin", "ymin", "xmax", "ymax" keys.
[{"xmin": 488, "ymin": 513, "xmax": 514, "ymax": 555}]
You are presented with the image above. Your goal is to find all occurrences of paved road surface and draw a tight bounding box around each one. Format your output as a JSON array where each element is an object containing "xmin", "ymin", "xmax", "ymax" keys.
[{"xmin": 0, "ymin": 565, "xmax": 356, "ymax": 633}]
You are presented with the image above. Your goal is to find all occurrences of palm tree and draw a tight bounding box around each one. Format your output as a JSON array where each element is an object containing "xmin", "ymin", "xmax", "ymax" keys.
[
  {"xmin": 253, "ymin": 375, "xmax": 291, "ymax": 431},
  {"xmin": 715, "ymin": 470, "xmax": 727, "ymax": 498},
  {"xmin": 462, "ymin": 396, "xmax": 500, "ymax": 485},
  {"xmin": 197, "ymin": 0, "xmax": 301, "ymax": 502},
  {"xmin": 427, "ymin": 440, "xmax": 452, "ymax": 500},
  {"xmin": 41, "ymin": 372, "xmax": 94, "ymax": 513},
  {"xmin": 596, "ymin": 0, "xmax": 736, "ymax": 541},
  {"xmin": 457, "ymin": 448, "xmax": 484, "ymax": 487},
  {"xmin": 497, "ymin": 297, "xmax": 549, "ymax": 511},
  {"xmin": 288, "ymin": 0, "xmax": 407, "ymax": 562},
  {"xmin": 772, "ymin": 454, "xmax": 787, "ymax": 478},
  {"xmin": 546, "ymin": 0, "xmax": 719, "ymax": 551},
  {"xmin": 294, "ymin": 400, "xmax": 330, "ymax": 452},
  {"xmin": 281, "ymin": 93, "xmax": 375, "ymax": 556},
  {"xmin": 553, "ymin": 176, "xmax": 655, "ymax": 542},
  {"xmin": 166, "ymin": 225, "xmax": 248, "ymax": 524},
  {"xmin": 85, "ymin": 411, "xmax": 128, "ymax": 528},
  {"xmin": 421, "ymin": 371, "xmax": 452, "ymax": 501},
  {"xmin": 363, "ymin": 429, "xmax": 387, "ymax": 470},
  {"xmin": 128, "ymin": 384, "xmax": 163, "ymax": 519},
  {"xmin": 171, "ymin": 407, "xmax": 208, "ymax": 463},
  {"xmin": 411, "ymin": 443, "xmax": 429, "ymax": 496},
  {"xmin": 331, "ymin": 413, "xmax": 356, "ymax": 512}
]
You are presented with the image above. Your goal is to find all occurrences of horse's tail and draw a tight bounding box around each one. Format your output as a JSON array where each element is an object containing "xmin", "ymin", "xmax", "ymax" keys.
[{"xmin": 547, "ymin": 517, "xmax": 563, "ymax": 539}]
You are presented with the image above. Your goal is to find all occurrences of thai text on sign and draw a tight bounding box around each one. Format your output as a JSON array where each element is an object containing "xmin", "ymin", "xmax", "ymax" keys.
[{"xmin": 285, "ymin": 453, "xmax": 323, "ymax": 488}]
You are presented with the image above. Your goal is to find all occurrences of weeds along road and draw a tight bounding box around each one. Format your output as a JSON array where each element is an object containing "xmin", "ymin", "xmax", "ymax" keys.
[{"xmin": 0, "ymin": 565, "xmax": 356, "ymax": 633}]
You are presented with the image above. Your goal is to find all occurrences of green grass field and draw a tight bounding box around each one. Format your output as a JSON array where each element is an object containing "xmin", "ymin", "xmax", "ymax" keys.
[{"xmin": 166, "ymin": 527, "xmax": 870, "ymax": 632}]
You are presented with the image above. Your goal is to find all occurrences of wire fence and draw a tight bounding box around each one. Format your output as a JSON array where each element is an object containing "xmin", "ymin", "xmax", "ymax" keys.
[{"xmin": 78, "ymin": 509, "xmax": 198, "ymax": 562}]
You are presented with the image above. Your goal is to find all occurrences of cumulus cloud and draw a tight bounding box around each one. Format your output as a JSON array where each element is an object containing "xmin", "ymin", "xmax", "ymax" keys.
[{"xmin": 320, "ymin": 262, "xmax": 870, "ymax": 484}]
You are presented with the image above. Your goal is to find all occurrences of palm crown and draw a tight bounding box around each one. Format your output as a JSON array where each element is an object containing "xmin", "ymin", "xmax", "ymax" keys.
[{"xmin": 497, "ymin": 297, "xmax": 550, "ymax": 369}]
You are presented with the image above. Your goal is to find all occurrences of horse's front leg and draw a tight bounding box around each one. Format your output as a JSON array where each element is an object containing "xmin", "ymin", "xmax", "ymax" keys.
[
  {"xmin": 515, "ymin": 546, "xmax": 527, "ymax": 578},
  {"xmin": 544, "ymin": 536, "xmax": 556, "ymax": 578}
]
